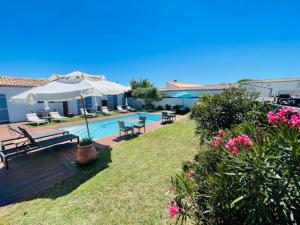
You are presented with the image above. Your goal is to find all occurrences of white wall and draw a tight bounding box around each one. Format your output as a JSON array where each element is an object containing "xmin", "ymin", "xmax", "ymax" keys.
[
  {"xmin": 153, "ymin": 98, "xmax": 198, "ymax": 108},
  {"xmin": 244, "ymin": 81, "xmax": 300, "ymax": 96},
  {"xmin": 0, "ymin": 87, "xmax": 64, "ymax": 123}
]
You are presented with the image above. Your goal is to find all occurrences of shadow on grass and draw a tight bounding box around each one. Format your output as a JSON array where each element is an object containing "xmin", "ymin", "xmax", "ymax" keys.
[{"xmin": 37, "ymin": 144, "xmax": 112, "ymax": 200}]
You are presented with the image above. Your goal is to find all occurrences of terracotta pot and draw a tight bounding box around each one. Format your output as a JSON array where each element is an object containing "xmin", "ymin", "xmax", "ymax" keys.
[{"xmin": 76, "ymin": 143, "xmax": 97, "ymax": 165}]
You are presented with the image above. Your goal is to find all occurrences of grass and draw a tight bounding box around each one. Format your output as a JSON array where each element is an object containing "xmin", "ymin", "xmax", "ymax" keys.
[
  {"xmin": 26, "ymin": 112, "xmax": 124, "ymax": 128},
  {"xmin": 0, "ymin": 118, "xmax": 197, "ymax": 225}
]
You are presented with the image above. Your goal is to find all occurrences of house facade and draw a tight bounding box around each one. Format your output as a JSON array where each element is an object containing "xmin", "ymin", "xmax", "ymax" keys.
[{"xmin": 0, "ymin": 75, "xmax": 125, "ymax": 124}]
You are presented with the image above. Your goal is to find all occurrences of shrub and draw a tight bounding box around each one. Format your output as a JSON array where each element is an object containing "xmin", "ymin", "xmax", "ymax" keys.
[
  {"xmin": 190, "ymin": 87, "xmax": 274, "ymax": 142},
  {"xmin": 79, "ymin": 137, "xmax": 94, "ymax": 146},
  {"xmin": 168, "ymin": 107, "xmax": 300, "ymax": 225},
  {"xmin": 156, "ymin": 105, "xmax": 164, "ymax": 110}
]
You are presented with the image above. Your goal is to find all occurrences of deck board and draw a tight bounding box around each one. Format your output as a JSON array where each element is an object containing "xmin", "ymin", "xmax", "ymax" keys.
[{"xmin": 0, "ymin": 143, "xmax": 78, "ymax": 208}]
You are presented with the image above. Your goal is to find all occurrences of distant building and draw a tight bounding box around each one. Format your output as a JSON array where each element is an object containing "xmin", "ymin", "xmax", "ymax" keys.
[
  {"xmin": 153, "ymin": 80, "xmax": 238, "ymax": 108},
  {"xmin": 239, "ymin": 78, "xmax": 300, "ymax": 97}
]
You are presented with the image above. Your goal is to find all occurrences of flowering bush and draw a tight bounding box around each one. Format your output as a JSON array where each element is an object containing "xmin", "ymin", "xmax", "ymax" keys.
[
  {"xmin": 191, "ymin": 87, "xmax": 275, "ymax": 142},
  {"xmin": 168, "ymin": 107, "xmax": 300, "ymax": 225}
]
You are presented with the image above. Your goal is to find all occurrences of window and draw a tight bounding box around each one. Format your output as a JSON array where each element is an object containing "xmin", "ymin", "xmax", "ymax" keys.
[{"xmin": 0, "ymin": 94, "xmax": 9, "ymax": 124}]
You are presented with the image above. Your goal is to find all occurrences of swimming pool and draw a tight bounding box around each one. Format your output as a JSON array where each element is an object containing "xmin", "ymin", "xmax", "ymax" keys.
[{"xmin": 64, "ymin": 113, "xmax": 162, "ymax": 140}]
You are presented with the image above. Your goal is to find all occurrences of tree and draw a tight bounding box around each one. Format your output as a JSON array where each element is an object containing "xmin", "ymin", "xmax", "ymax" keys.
[
  {"xmin": 130, "ymin": 78, "xmax": 162, "ymax": 107},
  {"xmin": 130, "ymin": 78, "xmax": 153, "ymax": 89}
]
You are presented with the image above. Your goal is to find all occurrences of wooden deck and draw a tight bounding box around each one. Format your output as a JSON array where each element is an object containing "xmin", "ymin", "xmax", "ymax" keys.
[{"xmin": 0, "ymin": 143, "xmax": 78, "ymax": 208}]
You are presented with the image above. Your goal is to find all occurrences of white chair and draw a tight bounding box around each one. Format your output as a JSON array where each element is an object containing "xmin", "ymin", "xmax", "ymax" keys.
[
  {"xmin": 49, "ymin": 111, "xmax": 68, "ymax": 122},
  {"xmin": 117, "ymin": 105, "xmax": 127, "ymax": 113},
  {"xmin": 80, "ymin": 108, "xmax": 97, "ymax": 118},
  {"xmin": 126, "ymin": 105, "xmax": 137, "ymax": 112},
  {"xmin": 26, "ymin": 113, "xmax": 48, "ymax": 126},
  {"xmin": 101, "ymin": 106, "xmax": 112, "ymax": 115}
]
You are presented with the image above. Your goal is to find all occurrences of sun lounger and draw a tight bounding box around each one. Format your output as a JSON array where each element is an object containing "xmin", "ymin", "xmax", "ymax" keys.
[
  {"xmin": 49, "ymin": 111, "xmax": 68, "ymax": 122},
  {"xmin": 117, "ymin": 106, "xmax": 127, "ymax": 113},
  {"xmin": 80, "ymin": 108, "xmax": 97, "ymax": 118},
  {"xmin": 101, "ymin": 106, "xmax": 112, "ymax": 115},
  {"xmin": 26, "ymin": 113, "xmax": 48, "ymax": 126},
  {"xmin": 126, "ymin": 105, "xmax": 137, "ymax": 112},
  {"xmin": 8, "ymin": 126, "xmax": 69, "ymax": 140},
  {"xmin": 133, "ymin": 116, "xmax": 146, "ymax": 133},
  {"xmin": 118, "ymin": 121, "xmax": 133, "ymax": 136},
  {"xmin": 0, "ymin": 127, "xmax": 79, "ymax": 169}
]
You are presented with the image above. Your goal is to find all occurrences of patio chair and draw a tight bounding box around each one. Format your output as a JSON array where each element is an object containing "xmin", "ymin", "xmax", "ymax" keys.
[
  {"xmin": 162, "ymin": 111, "xmax": 172, "ymax": 123},
  {"xmin": 0, "ymin": 127, "xmax": 79, "ymax": 169},
  {"xmin": 167, "ymin": 111, "xmax": 176, "ymax": 121},
  {"xmin": 80, "ymin": 108, "xmax": 97, "ymax": 118},
  {"xmin": 126, "ymin": 105, "xmax": 137, "ymax": 112},
  {"xmin": 49, "ymin": 111, "xmax": 68, "ymax": 122},
  {"xmin": 117, "ymin": 121, "xmax": 133, "ymax": 136},
  {"xmin": 101, "ymin": 106, "xmax": 112, "ymax": 115},
  {"xmin": 117, "ymin": 106, "xmax": 127, "ymax": 113},
  {"xmin": 8, "ymin": 125, "xmax": 69, "ymax": 140},
  {"xmin": 133, "ymin": 116, "xmax": 146, "ymax": 133},
  {"xmin": 26, "ymin": 113, "xmax": 48, "ymax": 126}
]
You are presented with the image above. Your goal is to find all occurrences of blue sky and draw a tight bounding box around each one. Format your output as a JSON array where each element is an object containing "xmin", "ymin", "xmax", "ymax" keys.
[{"xmin": 0, "ymin": 0, "xmax": 300, "ymax": 87}]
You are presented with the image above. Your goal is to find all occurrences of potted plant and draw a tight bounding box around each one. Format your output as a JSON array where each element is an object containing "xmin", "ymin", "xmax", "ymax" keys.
[{"xmin": 76, "ymin": 137, "xmax": 97, "ymax": 165}]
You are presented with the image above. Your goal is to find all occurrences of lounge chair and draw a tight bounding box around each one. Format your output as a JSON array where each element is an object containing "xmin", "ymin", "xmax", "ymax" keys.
[
  {"xmin": 26, "ymin": 113, "xmax": 48, "ymax": 126},
  {"xmin": 80, "ymin": 108, "xmax": 97, "ymax": 118},
  {"xmin": 49, "ymin": 111, "xmax": 68, "ymax": 122},
  {"xmin": 8, "ymin": 125, "xmax": 69, "ymax": 140},
  {"xmin": 117, "ymin": 106, "xmax": 127, "ymax": 113},
  {"xmin": 118, "ymin": 121, "xmax": 133, "ymax": 136},
  {"xmin": 126, "ymin": 105, "xmax": 137, "ymax": 112},
  {"xmin": 101, "ymin": 106, "xmax": 112, "ymax": 115},
  {"xmin": 133, "ymin": 116, "xmax": 146, "ymax": 133},
  {"xmin": 162, "ymin": 111, "xmax": 172, "ymax": 123},
  {"xmin": 0, "ymin": 127, "xmax": 79, "ymax": 169}
]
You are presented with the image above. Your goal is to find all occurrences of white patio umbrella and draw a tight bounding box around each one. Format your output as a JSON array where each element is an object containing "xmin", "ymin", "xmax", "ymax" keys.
[{"xmin": 10, "ymin": 78, "xmax": 130, "ymax": 139}]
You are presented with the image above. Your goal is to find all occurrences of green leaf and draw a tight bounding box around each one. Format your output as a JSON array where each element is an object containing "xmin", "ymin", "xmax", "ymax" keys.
[{"xmin": 230, "ymin": 195, "xmax": 245, "ymax": 207}]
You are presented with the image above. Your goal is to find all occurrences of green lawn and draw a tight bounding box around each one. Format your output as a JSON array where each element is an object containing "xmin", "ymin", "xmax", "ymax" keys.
[{"xmin": 0, "ymin": 118, "xmax": 197, "ymax": 225}]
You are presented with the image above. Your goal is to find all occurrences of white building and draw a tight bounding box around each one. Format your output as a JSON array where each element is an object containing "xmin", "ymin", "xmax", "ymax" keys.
[
  {"xmin": 239, "ymin": 78, "xmax": 300, "ymax": 97},
  {"xmin": 153, "ymin": 80, "xmax": 238, "ymax": 108},
  {"xmin": 0, "ymin": 75, "xmax": 125, "ymax": 124}
]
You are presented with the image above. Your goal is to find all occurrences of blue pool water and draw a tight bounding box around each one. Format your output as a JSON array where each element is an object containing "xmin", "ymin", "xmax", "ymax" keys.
[{"xmin": 64, "ymin": 113, "xmax": 162, "ymax": 140}]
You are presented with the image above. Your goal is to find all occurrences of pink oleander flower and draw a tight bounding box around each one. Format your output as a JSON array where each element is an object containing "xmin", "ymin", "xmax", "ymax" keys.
[
  {"xmin": 168, "ymin": 202, "xmax": 179, "ymax": 218},
  {"xmin": 290, "ymin": 114, "xmax": 300, "ymax": 130},
  {"xmin": 218, "ymin": 129, "xmax": 225, "ymax": 137},
  {"xmin": 225, "ymin": 134, "xmax": 252, "ymax": 154},
  {"xmin": 187, "ymin": 170, "xmax": 196, "ymax": 178},
  {"xmin": 168, "ymin": 185, "xmax": 173, "ymax": 192},
  {"xmin": 268, "ymin": 107, "xmax": 300, "ymax": 129},
  {"xmin": 212, "ymin": 136, "xmax": 223, "ymax": 147}
]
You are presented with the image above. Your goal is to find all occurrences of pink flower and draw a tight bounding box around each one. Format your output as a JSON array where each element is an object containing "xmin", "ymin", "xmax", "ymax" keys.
[
  {"xmin": 267, "ymin": 107, "xmax": 300, "ymax": 129},
  {"xmin": 225, "ymin": 134, "xmax": 252, "ymax": 154},
  {"xmin": 218, "ymin": 129, "xmax": 225, "ymax": 137},
  {"xmin": 168, "ymin": 202, "xmax": 179, "ymax": 218},
  {"xmin": 212, "ymin": 136, "xmax": 223, "ymax": 147},
  {"xmin": 168, "ymin": 185, "xmax": 173, "ymax": 192},
  {"xmin": 187, "ymin": 170, "xmax": 196, "ymax": 178}
]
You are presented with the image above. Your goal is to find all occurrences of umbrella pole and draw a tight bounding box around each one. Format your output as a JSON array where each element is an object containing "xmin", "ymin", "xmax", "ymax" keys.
[{"xmin": 81, "ymin": 96, "xmax": 91, "ymax": 140}]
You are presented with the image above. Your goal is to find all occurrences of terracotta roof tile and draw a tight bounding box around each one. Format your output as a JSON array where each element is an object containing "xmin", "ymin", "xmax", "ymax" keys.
[{"xmin": 0, "ymin": 76, "xmax": 48, "ymax": 87}]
